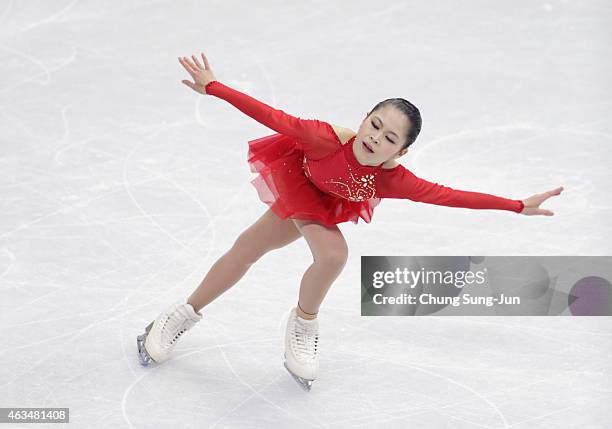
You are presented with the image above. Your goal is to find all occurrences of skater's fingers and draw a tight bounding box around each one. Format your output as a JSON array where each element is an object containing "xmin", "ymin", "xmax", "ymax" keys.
[
  {"xmin": 546, "ymin": 186, "xmax": 564, "ymax": 197},
  {"xmin": 192, "ymin": 54, "xmax": 204, "ymax": 69},
  {"xmin": 537, "ymin": 186, "xmax": 564, "ymax": 201},
  {"xmin": 183, "ymin": 56, "xmax": 198, "ymax": 71},
  {"xmin": 179, "ymin": 56, "xmax": 198, "ymax": 76},
  {"xmin": 201, "ymin": 52, "xmax": 211, "ymax": 70},
  {"xmin": 536, "ymin": 187, "xmax": 563, "ymax": 205},
  {"xmin": 178, "ymin": 57, "xmax": 193, "ymax": 74}
]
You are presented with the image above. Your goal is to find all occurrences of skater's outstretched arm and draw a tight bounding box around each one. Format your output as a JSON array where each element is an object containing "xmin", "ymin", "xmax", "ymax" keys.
[
  {"xmin": 178, "ymin": 52, "xmax": 338, "ymax": 147},
  {"xmin": 204, "ymin": 80, "xmax": 337, "ymax": 144},
  {"xmin": 377, "ymin": 165, "xmax": 561, "ymax": 214}
]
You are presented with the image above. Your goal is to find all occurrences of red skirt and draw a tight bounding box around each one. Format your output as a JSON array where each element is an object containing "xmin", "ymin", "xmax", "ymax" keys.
[{"xmin": 247, "ymin": 133, "xmax": 382, "ymax": 228}]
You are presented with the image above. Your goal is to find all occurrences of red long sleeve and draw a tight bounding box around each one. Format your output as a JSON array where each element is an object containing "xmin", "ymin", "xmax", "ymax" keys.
[
  {"xmin": 204, "ymin": 81, "xmax": 338, "ymax": 157},
  {"xmin": 378, "ymin": 165, "xmax": 524, "ymax": 213}
]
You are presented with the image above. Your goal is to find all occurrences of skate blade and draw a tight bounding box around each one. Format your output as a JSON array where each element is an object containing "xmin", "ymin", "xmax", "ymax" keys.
[
  {"xmin": 283, "ymin": 361, "xmax": 313, "ymax": 392},
  {"xmin": 284, "ymin": 362, "xmax": 313, "ymax": 391},
  {"xmin": 136, "ymin": 321, "xmax": 155, "ymax": 366}
]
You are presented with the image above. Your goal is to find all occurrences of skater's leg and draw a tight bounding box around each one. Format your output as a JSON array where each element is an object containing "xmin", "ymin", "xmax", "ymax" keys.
[
  {"xmin": 187, "ymin": 209, "xmax": 302, "ymax": 312},
  {"xmin": 291, "ymin": 219, "xmax": 349, "ymax": 318},
  {"xmin": 284, "ymin": 218, "xmax": 340, "ymax": 388}
]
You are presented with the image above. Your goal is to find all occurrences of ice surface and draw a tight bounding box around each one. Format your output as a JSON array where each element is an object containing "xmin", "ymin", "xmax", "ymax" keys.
[{"xmin": 1, "ymin": 0, "xmax": 611, "ymax": 427}]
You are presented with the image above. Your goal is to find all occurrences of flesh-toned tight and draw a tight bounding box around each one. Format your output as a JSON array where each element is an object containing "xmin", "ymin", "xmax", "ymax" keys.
[{"xmin": 187, "ymin": 208, "xmax": 348, "ymax": 320}]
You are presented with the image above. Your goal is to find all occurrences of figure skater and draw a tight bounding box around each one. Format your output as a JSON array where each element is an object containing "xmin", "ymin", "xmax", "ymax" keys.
[{"xmin": 136, "ymin": 52, "xmax": 564, "ymax": 391}]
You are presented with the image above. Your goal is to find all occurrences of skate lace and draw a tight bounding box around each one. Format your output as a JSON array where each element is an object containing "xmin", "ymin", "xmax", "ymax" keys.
[
  {"xmin": 160, "ymin": 309, "xmax": 190, "ymax": 348},
  {"xmin": 292, "ymin": 319, "xmax": 319, "ymax": 361}
]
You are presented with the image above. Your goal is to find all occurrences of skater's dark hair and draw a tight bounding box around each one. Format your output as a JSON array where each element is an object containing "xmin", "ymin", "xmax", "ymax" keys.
[{"xmin": 366, "ymin": 99, "xmax": 422, "ymax": 150}]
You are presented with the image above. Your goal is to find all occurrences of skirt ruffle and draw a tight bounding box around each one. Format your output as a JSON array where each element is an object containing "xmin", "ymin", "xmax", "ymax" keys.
[{"xmin": 247, "ymin": 133, "xmax": 381, "ymax": 228}]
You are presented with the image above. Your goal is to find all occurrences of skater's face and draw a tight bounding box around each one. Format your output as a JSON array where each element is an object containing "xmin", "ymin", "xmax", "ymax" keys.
[{"xmin": 355, "ymin": 104, "xmax": 410, "ymax": 167}]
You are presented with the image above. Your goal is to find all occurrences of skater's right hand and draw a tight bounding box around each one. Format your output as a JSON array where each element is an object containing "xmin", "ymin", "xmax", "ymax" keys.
[{"xmin": 179, "ymin": 52, "xmax": 217, "ymax": 94}]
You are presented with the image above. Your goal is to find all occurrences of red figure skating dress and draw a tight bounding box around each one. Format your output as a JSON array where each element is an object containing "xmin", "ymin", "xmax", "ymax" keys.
[{"xmin": 204, "ymin": 81, "xmax": 524, "ymax": 228}]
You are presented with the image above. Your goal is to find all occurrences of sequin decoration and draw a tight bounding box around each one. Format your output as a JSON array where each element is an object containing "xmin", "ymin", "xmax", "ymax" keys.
[
  {"xmin": 325, "ymin": 170, "xmax": 376, "ymax": 201},
  {"xmin": 302, "ymin": 155, "xmax": 312, "ymax": 179},
  {"xmin": 302, "ymin": 154, "xmax": 378, "ymax": 201}
]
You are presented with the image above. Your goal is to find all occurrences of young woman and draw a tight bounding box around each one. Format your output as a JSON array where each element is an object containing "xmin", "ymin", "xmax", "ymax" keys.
[{"xmin": 136, "ymin": 52, "xmax": 563, "ymax": 391}]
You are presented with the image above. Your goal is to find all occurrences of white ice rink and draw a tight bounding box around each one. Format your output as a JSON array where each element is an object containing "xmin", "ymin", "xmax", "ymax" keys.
[{"xmin": 1, "ymin": 0, "xmax": 611, "ymax": 427}]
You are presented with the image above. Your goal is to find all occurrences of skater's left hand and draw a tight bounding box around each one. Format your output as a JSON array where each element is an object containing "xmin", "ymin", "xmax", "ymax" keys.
[{"xmin": 519, "ymin": 186, "xmax": 564, "ymax": 216}]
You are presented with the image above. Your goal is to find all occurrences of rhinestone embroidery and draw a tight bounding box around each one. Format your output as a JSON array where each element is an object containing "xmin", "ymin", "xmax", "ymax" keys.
[
  {"xmin": 303, "ymin": 155, "xmax": 377, "ymax": 202},
  {"xmin": 302, "ymin": 155, "xmax": 312, "ymax": 179},
  {"xmin": 324, "ymin": 169, "xmax": 376, "ymax": 202}
]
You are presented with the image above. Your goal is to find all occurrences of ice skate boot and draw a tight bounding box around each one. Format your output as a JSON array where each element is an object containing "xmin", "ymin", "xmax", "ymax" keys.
[
  {"xmin": 137, "ymin": 301, "xmax": 202, "ymax": 366},
  {"xmin": 283, "ymin": 307, "xmax": 319, "ymax": 391}
]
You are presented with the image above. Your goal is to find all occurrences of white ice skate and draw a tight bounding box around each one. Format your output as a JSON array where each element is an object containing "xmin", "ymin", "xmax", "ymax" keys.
[
  {"xmin": 137, "ymin": 301, "xmax": 202, "ymax": 366},
  {"xmin": 283, "ymin": 307, "xmax": 320, "ymax": 391}
]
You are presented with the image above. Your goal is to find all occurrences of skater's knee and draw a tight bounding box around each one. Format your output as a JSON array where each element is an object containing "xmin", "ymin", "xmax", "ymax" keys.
[{"xmin": 313, "ymin": 242, "xmax": 348, "ymax": 270}]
